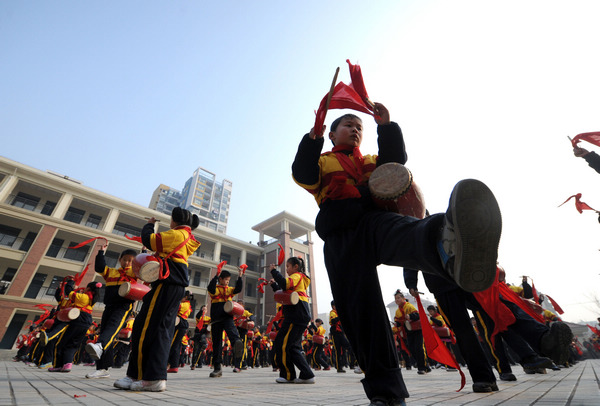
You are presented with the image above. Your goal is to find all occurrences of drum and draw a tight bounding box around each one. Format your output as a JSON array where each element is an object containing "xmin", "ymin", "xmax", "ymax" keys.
[
  {"xmin": 368, "ymin": 162, "xmax": 426, "ymax": 219},
  {"xmin": 224, "ymin": 301, "xmax": 245, "ymax": 317},
  {"xmin": 118, "ymin": 282, "xmax": 150, "ymax": 301},
  {"xmin": 274, "ymin": 290, "xmax": 299, "ymax": 305},
  {"xmin": 175, "ymin": 316, "xmax": 180, "ymax": 326},
  {"xmin": 247, "ymin": 330, "xmax": 254, "ymax": 339},
  {"xmin": 433, "ymin": 326, "xmax": 451, "ymax": 338},
  {"xmin": 404, "ymin": 320, "xmax": 421, "ymax": 331},
  {"xmin": 118, "ymin": 328, "xmax": 132, "ymax": 339},
  {"xmin": 269, "ymin": 331, "xmax": 278, "ymax": 341},
  {"xmin": 312, "ymin": 335, "xmax": 325, "ymax": 345},
  {"xmin": 57, "ymin": 307, "xmax": 81, "ymax": 322},
  {"xmin": 240, "ymin": 320, "xmax": 255, "ymax": 330},
  {"xmin": 42, "ymin": 318, "xmax": 54, "ymax": 330},
  {"xmin": 132, "ymin": 253, "xmax": 161, "ymax": 283}
]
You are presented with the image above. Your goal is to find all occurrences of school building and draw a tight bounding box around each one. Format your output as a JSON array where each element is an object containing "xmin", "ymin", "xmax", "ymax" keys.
[{"xmin": 0, "ymin": 156, "xmax": 318, "ymax": 349}]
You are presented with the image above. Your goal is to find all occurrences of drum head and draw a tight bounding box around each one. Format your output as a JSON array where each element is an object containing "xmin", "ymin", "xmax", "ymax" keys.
[
  {"xmin": 118, "ymin": 282, "xmax": 132, "ymax": 297},
  {"xmin": 139, "ymin": 262, "xmax": 160, "ymax": 283},
  {"xmin": 368, "ymin": 162, "xmax": 412, "ymax": 199}
]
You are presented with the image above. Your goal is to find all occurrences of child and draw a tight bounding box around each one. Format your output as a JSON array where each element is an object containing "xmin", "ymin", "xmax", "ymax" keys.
[
  {"xmin": 167, "ymin": 291, "xmax": 193, "ymax": 372},
  {"xmin": 311, "ymin": 318, "xmax": 330, "ymax": 371},
  {"xmin": 292, "ymin": 104, "xmax": 502, "ymax": 405},
  {"xmin": 191, "ymin": 305, "xmax": 210, "ymax": 369},
  {"xmin": 49, "ymin": 281, "xmax": 101, "ymax": 372},
  {"xmin": 85, "ymin": 247, "xmax": 138, "ymax": 378},
  {"xmin": 207, "ymin": 267, "xmax": 245, "ymax": 377},
  {"xmin": 113, "ymin": 207, "xmax": 200, "ymax": 392},
  {"xmin": 269, "ymin": 257, "xmax": 315, "ymax": 384},
  {"xmin": 394, "ymin": 291, "xmax": 427, "ymax": 375}
]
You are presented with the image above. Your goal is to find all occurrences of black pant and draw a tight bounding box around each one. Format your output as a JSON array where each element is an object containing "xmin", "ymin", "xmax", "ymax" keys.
[
  {"xmin": 168, "ymin": 318, "xmax": 188, "ymax": 368},
  {"xmin": 236, "ymin": 327, "xmax": 249, "ymax": 368},
  {"xmin": 436, "ymin": 290, "xmax": 497, "ymax": 382},
  {"xmin": 127, "ymin": 283, "xmax": 183, "ymax": 381},
  {"xmin": 406, "ymin": 330, "xmax": 427, "ymax": 371},
  {"xmin": 331, "ymin": 331, "xmax": 351, "ymax": 370},
  {"xmin": 191, "ymin": 331, "xmax": 207, "ymax": 367},
  {"xmin": 96, "ymin": 302, "xmax": 134, "ymax": 370},
  {"xmin": 312, "ymin": 343, "xmax": 329, "ymax": 368},
  {"xmin": 210, "ymin": 317, "xmax": 241, "ymax": 368},
  {"xmin": 322, "ymin": 212, "xmax": 445, "ymax": 400},
  {"xmin": 273, "ymin": 319, "xmax": 314, "ymax": 381},
  {"xmin": 55, "ymin": 319, "xmax": 90, "ymax": 367}
]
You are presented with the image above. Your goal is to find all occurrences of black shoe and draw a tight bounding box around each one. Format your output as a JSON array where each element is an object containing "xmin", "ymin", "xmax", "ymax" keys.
[
  {"xmin": 417, "ymin": 370, "xmax": 426, "ymax": 375},
  {"xmin": 337, "ymin": 369, "xmax": 346, "ymax": 373},
  {"xmin": 369, "ymin": 398, "xmax": 388, "ymax": 406},
  {"xmin": 209, "ymin": 368, "xmax": 222, "ymax": 378},
  {"xmin": 473, "ymin": 381, "xmax": 498, "ymax": 393},
  {"xmin": 438, "ymin": 179, "xmax": 502, "ymax": 292},
  {"xmin": 405, "ymin": 366, "xmax": 412, "ymax": 371},
  {"xmin": 521, "ymin": 355, "xmax": 554, "ymax": 370},
  {"xmin": 499, "ymin": 372, "xmax": 517, "ymax": 381},
  {"xmin": 540, "ymin": 321, "xmax": 573, "ymax": 366}
]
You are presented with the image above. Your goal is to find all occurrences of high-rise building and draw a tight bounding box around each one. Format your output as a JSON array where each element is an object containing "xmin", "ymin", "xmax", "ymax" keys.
[
  {"xmin": 148, "ymin": 184, "xmax": 182, "ymax": 215},
  {"xmin": 0, "ymin": 157, "xmax": 316, "ymax": 349}
]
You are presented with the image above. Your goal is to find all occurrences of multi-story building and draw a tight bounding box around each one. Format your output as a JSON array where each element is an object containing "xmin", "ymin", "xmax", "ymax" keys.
[
  {"xmin": 0, "ymin": 157, "xmax": 316, "ymax": 349},
  {"xmin": 148, "ymin": 184, "xmax": 182, "ymax": 215},
  {"xmin": 180, "ymin": 167, "xmax": 232, "ymax": 234}
]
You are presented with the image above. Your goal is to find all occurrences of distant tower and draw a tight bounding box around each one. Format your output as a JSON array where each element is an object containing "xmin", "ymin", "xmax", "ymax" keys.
[
  {"xmin": 180, "ymin": 167, "xmax": 232, "ymax": 234},
  {"xmin": 149, "ymin": 184, "xmax": 182, "ymax": 216}
]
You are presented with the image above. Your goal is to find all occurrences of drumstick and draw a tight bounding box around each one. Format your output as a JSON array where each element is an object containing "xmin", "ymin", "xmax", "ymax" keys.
[
  {"xmin": 324, "ymin": 67, "xmax": 340, "ymax": 113},
  {"xmin": 144, "ymin": 217, "xmax": 160, "ymax": 222}
]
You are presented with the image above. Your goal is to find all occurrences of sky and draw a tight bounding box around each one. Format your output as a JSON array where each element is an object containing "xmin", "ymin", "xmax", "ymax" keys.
[{"xmin": 2, "ymin": 1, "xmax": 600, "ymax": 324}]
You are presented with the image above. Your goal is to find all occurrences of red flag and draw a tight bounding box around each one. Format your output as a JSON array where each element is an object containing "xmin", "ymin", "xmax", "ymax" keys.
[
  {"xmin": 239, "ymin": 264, "xmax": 248, "ymax": 275},
  {"xmin": 277, "ymin": 244, "xmax": 285, "ymax": 266},
  {"xmin": 587, "ymin": 324, "xmax": 600, "ymax": 336},
  {"xmin": 531, "ymin": 281, "xmax": 540, "ymax": 304},
  {"xmin": 471, "ymin": 268, "xmax": 516, "ymax": 345},
  {"xmin": 546, "ymin": 295, "xmax": 564, "ymax": 315},
  {"xmin": 314, "ymin": 82, "xmax": 374, "ymax": 136},
  {"xmin": 559, "ymin": 193, "xmax": 597, "ymax": 213},
  {"xmin": 571, "ymin": 131, "xmax": 600, "ymax": 148},
  {"xmin": 498, "ymin": 282, "xmax": 546, "ymax": 324},
  {"xmin": 346, "ymin": 59, "xmax": 372, "ymax": 106},
  {"xmin": 415, "ymin": 295, "xmax": 465, "ymax": 392},
  {"xmin": 216, "ymin": 260, "xmax": 227, "ymax": 276}
]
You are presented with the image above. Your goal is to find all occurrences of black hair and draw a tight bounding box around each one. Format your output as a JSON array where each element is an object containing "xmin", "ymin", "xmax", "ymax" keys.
[
  {"xmin": 394, "ymin": 289, "xmax": 404, "ymax": 297},
  {"xmin": 120, "ymin": 249, "xmax": 137, "ymax": 259},
  {"xmin": 330, "ymin": 113, "xmax": 362, "ymax": 132},
  {"xmin": 427, "ymin": 305, "xmax": 436, "ymax": 311},
  {"xmin": 287, "ymin": 257, "xmax": 307, "ymax": 275},
  {"xmin": 172, "ymin": 207, "xmax": 200, "ymax": 230},
  {"xmin": 86, "ymin": 281, "xmax": 102, "ymax": 306},
  {"xmin": 219, "ymin": 270, "xmax": 231, "ymax": 279},
  {"xmin": 315, "ymin": 318, "xmax": 323, "ymax": 323},
  {"xmin": 331, "ymin": 300, "xmax": 335, "ymax": 307}
]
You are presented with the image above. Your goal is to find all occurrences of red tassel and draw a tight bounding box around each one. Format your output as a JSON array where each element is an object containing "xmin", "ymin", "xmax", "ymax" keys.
[
  {"xmin": 239, "ymin": 264, "xmax": 248, "ymax": 275},
  {"xmin": 277, "ymin": 244, "xmax": 285, "ymax": 266},
  {"xmin": 216, "ymin": 260, "xmax": 227, "ymax": 276}
]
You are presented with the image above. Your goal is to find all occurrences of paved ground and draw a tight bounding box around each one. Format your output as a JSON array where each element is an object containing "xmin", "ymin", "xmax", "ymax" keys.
[{"xmin": 1, "ymin": 355, "xmax": 599, "ymax": 405}]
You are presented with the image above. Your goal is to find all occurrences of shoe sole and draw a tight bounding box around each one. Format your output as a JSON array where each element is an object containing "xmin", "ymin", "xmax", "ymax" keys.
[
  {"xmin": 551, "ymin": 322, "xmax": 574, "ymax": 365},
  {"xmin": 449, "ymin": 179, "xmax": 502, "ymax": 292},
  {"xmin": 85, "ymin": 343, "xmax": 102, "ymax": 361}
]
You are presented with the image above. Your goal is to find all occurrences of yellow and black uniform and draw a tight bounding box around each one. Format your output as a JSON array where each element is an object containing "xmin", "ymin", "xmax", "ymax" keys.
[
  {"xmin": 235, "ymin": 309, "xmax": 255, "ymax": 369},
  {"xmin": 311, "ymin": 324, "xmax": 329, "ymax": 369},
  {"xmin": 270, "ymin": 268, "xmax": 314, "ymax": 382},
  {"xmin": 127, "ymin": 223, "xmax": 200, "ymax": 382},
  {"xmin": 38, "ymin": 281, "xmax": 75, "ymax": 366},
  {"xmin": 53, "ymin": 289, "xmax": 95, "ymax": 369},
  {"xmin": 207, "ymin": 273, "xmax": 243, "ymax": 371},
  {"xmin": 168, "ymin": 298, "xmax": 192, "ymax": 368},
  {"xmin": 192, "ymin": 312, "xmax": 211, "ymax": 368},
  {"xmin": 395, "ymin": 301, "xmax": 427, "ymax": 373},
  {"xmin": 329, "ymin": 308, "xmax": 352, "ymax": 372},
  {"xmin": 92, "ymin": 250, "xmax": 138, "ymax": 371}
]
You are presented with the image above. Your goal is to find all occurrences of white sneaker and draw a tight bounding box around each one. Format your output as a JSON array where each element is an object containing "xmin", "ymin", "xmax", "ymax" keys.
[
  {"xmin": 85, "ymin": 342, "xmax": 103, "ymax": 361},
  {"xmin": 86, "ymin": 369, "xmax": 110, "ymax": 379},
  {"xmin": 114, "ymin": 376, "xmax": 135, "ymax": 390},
  {"xmin": 275, "ymin": 377, "xmax": 294, "ymax": 383},
  {"xmin": 354, "ymin": 366, "xmax": 363, "ymax": 374},
  {"xmin": 294, "ymin": 377, "xmax": 315, "ymax": 384},
  {"xmin": 130, "ymin": 379, "xmax": 167, "ymax": 392}
]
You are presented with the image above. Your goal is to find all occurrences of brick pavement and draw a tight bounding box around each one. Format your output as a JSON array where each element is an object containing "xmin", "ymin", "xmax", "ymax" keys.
[{"xmin": 1, "ymin": 358, "xmax": 599, "ymax": 405}]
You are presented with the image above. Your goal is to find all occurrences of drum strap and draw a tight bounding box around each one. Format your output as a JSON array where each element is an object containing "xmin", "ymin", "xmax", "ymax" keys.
[
  {"xmin": 156, "ymin": 229, "xmax": 192, "ymax": 280},
  {"xmin": 332, "ymin": 145, "xmax": 365, "ymax": 184}
]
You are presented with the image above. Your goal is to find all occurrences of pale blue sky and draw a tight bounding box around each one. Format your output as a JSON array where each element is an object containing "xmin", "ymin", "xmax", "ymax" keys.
[{"xmin": 3, "ymin": 1, "xmax": 600, "ymax": 322}]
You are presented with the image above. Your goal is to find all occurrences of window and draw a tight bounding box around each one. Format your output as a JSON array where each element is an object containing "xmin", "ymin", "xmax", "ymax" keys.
[
  {"xmin": 193, "ymin": 271, "xmax": 202, "ymax": 287},
  {"xmin": 104, "ymin": 250, "xmax": 120, "ymax": 268},
  {"xmin": 41, "ymin": 201, "xmax": 57, "ymax": 215},
  {"xmin": 46, "ymin": 238, "xmax": 64, "ymax": 258},
  {"xmin": 1, "ymin": 268, "xmax": 17, "ymax": 282},
  {"xmin": 85, "ymin": 214, "xmax": 102, "ymax": 229},
  {"xmin": 24, "ymin": 273, "xmax": 47, "ymax": 299},
  {"xmin": 19, "ymin": 231, "xmax": 37, "ymax": 252},
  {"xmin": 45, "ymin": 276, "xmax": 62, "ymax": 296},
  {"xmin": 11, "ymin": 192, "xmax": 40, "ymax": 211},
  {"xmin": 63, "ymin": 242, "xmax": 89, "ymax": 262},
  {"xmin": 112, "ymin": 222, "xmax": 141, "ymax": 237},
  {"xmin": 220, "ymin": 253, "xmax": 231, "ymax": 263},
  {"xmin": 0, "ymin": 225, "xmax": 20, "ymax": 247},
  {"xmin": 64, "ymin": 207, "xmax": 86, "ymax": 224},
  {"xmin": 245, "ymin": 281, "xmax": 256, "ymax": 297}
]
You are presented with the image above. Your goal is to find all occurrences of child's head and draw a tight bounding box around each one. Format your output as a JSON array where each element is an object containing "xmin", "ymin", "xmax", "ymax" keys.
[
  {"xmin": 218, "ymin": 270, "xmax": 231, "ymax": 286},
  {"xmin": 171, "ymin": 207, "xmax": 200, "ymax": 230},
  {"xmin": 394, "ymin": 290, "xmax": 406, "ymax": 306},
  {"xmin": 315, "ymin": 318, "xmax": 323, "ymax": 326},
  {"xmin": 86, "ymin": 281, "xmax": 103, "ymax": 305},
  {"xmin": 285, "ymin": 257, "xmax": 305, "ymax": 276},
  {"xmin": 119, "ymin": 249, "xmax": 137, "ymax": 269},
  {"xmin": 329, "ymin": 114, "xmax": 363, "ymax": 147},
  {"xmin": 427, "ymin": 305, "xmax": 437, "ymax": 316},
  {"xmin": 331, "ymin": 300, "xmax": 336, "ymax": 310}
]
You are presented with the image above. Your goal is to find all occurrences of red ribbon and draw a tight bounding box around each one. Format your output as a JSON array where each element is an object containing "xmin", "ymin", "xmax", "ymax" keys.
[
  {"xmin": 257, "ymin": 278, "xmax": 269, "ymax": 294},
  {"xmin": 68, "ymin": 237, "xmax": 107, "ymax": 250},
  {"xmin": 546, "ymin": 294, "xmax": 565, "ymax": 315},
  {"xmin": 277, "ymin": 244, "xmax": 285, "ymax": 266},
  {"xmin": 239, "ymin": 264, "xmax": 248, "ymax": 275},
  {"xmin": 216, "ymin": 260, "xmax": 227, "ymax": 276},
  {"xmin": 559, "ymin": 193, "xmax": 598, "ymax": 213}
]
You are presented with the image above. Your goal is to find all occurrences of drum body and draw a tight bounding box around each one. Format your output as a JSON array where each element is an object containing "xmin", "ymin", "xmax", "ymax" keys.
[
  {"xmin": 57, "ymin": 307, "xmax": 81, "ymax": 322},
  {"xmin": 404, "ymin": 320, "xmax": 421, "ymax": 331},
  {"xmin": 368, "ymin": 162, "xmax": 426, "ymax": 219},
  {"xmin": 224, "ymin": 301, "xmax": 245, "ymax": 317},
  {"xmin": 240, "ymin": 320, "xmax": 255, "ymax": 330},
  {"xmin": 433, "ymin": 326, "xmax": 450, "ymax": 338},
  {"xmin": 269, "ymin": 331, "xmax": 278, "ymax": 341},
  {"xmin": 118, "ymin": 282, "xmax": 150, "ymax": 301},
  {"xmin": 247, "ymin": 330, "xmax": 254, "ymax": 339},
  {"xmin": 118, "ymin": 328, "xmax": 132, "ymax": 339},
  {"xmin": 312, "ymin": 335, "xmax": 325, "ymax": 345},
  {"xmin": 132, "ymin": 253, "xmax": 161, "ymax": 283},
  {"xmin": 42, "ymin": 318, "xmax": 55, "ymax": 330},
  {"xmin": 274, "ymin": 290, "xmax": 299, "ymax": 305}
]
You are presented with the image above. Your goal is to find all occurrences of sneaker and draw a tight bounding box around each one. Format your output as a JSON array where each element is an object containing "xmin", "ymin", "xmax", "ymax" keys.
[
  {"xmin": 540, "ymin": 321, "xmax": 573, "ymax": 366},
  {"xmin": 354, "ymin": 366, "xmax": 363, "ymax": 374},
  {"xmin": 60, "ymin": 363, "xmax": 73, "ymax": 372},
  {"xmin": 130, "ymin": 380, "xmax": 166, "ymax": 392},
  {"xmin": 438, "ymin": 179, "xmax": 502, "ymax": 292},
  {"xmin": 48, "ymin": 366, "xmax": 62, "ymax": 372},
  {"xmin": 38, "ymin": 362, "xmax": 52, "ymax": 369},
  {"xmin": 472, "ymin": 382, "xmax": 498, "ymax": 393},
  {"xmin": 275, "ymin": 377, "xmax": 294, "ymax": 383},
  {"xmin": 232, "ymin": 367, "xmax": 241, "ymax": 373},
  {"xmin": 323, "ymin": 366, "xmax": 331, "ymax": 371},
  {"xmin": 167, "ymin": 367, "xmax": 179, "ymax": 373},
  {"xmin": 86, "ymin": 369, "xmax": 110, "ymax": 379},
  {"xmin": 85, "ymin": 342, "xmax": 103, "ymax": 361},
  {"xmin": 209, "ymin": 368, "xmax": 222, "ymax": 378},
  {"xmin": 500, "ymin": 372, "xmax": 517, "ymax": 381},
  {"xmin": 234, "ymin": 340, "xmax": 244, "ymax": 359},
  {"xmin": 294, "ymin": 377, "xmax": 315, "ymax": 384},
  {"xmin": 521, "ymin": 355, "xmax": 554, "ymax": 370},
  {"xmin": 337, "ymin": 368, "xmax": 346, "ymax": 373},
  {"xmin": 114, "ymin": 376, "xmax": 135, "ymax": 390},
  {"xmin": 190, "ymin": 365, "xmax": 195, "ymax": 370},
  {"xmin": 417, "ymin": 370, "xmax": 426, "ymax": 375}
]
